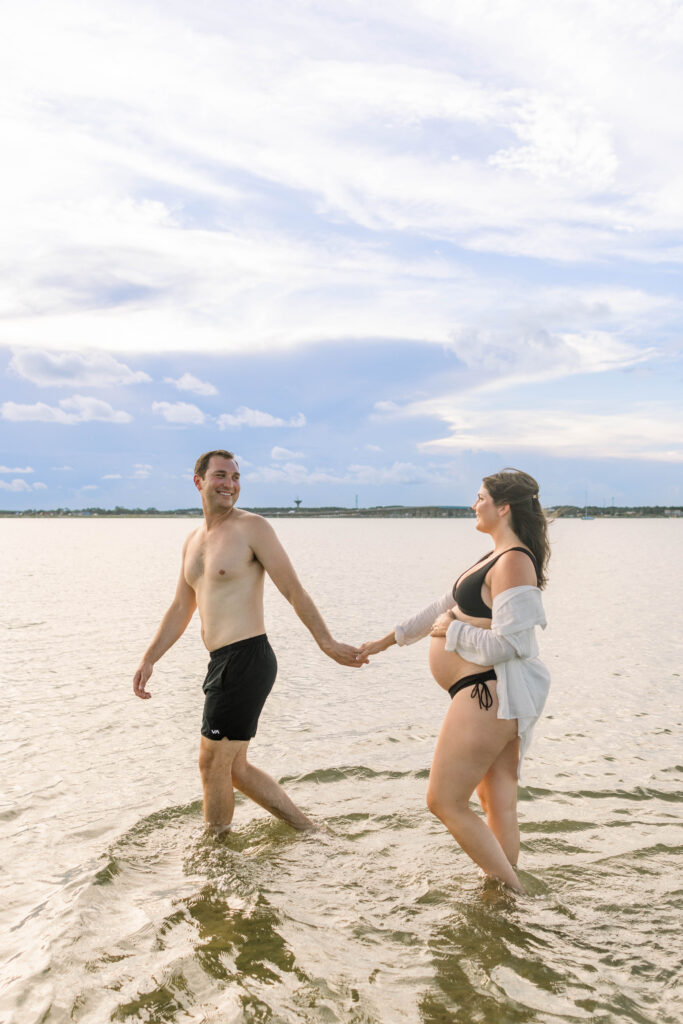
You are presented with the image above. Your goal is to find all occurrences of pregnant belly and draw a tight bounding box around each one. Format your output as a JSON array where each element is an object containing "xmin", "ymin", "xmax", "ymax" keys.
[{"xmin": 428, "ymin": 635, "xmax": 492, "ymax": 692}]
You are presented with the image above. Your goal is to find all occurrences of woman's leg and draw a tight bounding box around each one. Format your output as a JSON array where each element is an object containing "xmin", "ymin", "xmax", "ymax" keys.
[
  {"xmin": 476, "ymin": 737, "xmax": 521, "ymax": 866},
  {"xmin": 426, "ymin": 685, "xmax": 523, "ymax": 891}
]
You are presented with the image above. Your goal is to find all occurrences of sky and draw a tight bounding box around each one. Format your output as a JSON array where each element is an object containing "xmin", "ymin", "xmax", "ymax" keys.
[{"xmin": 1, "ymin": 0, "xmax": 682, "ymax": 510}]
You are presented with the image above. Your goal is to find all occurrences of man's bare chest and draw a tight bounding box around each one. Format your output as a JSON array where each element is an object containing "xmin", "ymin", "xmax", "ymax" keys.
[{"xmin": 185, "ymin": 532, "xmax": 257, "ymax": 589}]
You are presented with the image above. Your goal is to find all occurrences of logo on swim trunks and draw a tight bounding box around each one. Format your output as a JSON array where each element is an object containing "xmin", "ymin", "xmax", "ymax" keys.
[{"xmin": 211, "ymin": 729, "xmax": 220, "ymax": 735}]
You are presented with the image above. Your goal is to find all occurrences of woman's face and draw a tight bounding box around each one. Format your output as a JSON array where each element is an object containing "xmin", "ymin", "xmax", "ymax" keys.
[{"xmin": 472, "ymin": 484, "xmax": 500, "ymax": 533}]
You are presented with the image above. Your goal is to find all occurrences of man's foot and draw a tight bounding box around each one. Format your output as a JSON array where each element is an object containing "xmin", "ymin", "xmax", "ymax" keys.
[{"xmin": 206, "ymin": 823, "xmax": 232, "ymax": 838}]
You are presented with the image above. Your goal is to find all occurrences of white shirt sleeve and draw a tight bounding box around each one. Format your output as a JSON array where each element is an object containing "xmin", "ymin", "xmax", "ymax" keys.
[
  {"xmin": 394, "ymin": 591, "xmax": 454, "ymax": 646},
  {"xmin": 444, "ymin": 620, "xmax": 536, "ymax": 664},
  {"xmin": 443, "ymin": 586, "xmax": 546, "ymax": 665}
]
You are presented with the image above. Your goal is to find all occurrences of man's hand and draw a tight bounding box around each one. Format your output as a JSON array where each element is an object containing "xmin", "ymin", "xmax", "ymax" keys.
[
  {"xmin": 320, "ymin": 639, "xmax": 369, "ymax": 667},
  {"xmin": 133, "ymin": 660, "xmax": 154, "ymax": 699}
]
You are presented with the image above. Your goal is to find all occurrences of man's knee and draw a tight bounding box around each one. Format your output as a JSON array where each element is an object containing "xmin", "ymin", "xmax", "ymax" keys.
[
  {"xmin": 198, "ymin": 739, "xmax": 226, "ymax": 779},
  {"xmin": 198, "ymin": 747, "xmax": 214, "ymax": 780},
  {"xmin": 231, "ymin": 757, "xmax": 250, "ymax": 788}
]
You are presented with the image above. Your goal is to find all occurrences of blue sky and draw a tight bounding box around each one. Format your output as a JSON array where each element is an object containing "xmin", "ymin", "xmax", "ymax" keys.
[{"xmin": 1, "ymin": 0, "xmax": 682, "ymax": 510}]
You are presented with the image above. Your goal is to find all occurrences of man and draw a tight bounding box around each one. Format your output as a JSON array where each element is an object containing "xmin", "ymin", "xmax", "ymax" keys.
[{"xmin": 133, "ymin": 449, "xmax": 366, "ymax": 832}]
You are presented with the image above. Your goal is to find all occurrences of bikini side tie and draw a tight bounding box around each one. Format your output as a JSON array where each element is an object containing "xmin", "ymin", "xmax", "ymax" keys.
[{"xmin": 471, "ymin": 680, "xmax": 493, "ymax": 710}]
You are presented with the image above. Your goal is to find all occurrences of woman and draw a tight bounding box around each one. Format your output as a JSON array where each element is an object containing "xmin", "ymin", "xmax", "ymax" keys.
[{"xmin": 360, "ymin": 469, "xmax": 550, "ymax": 892}]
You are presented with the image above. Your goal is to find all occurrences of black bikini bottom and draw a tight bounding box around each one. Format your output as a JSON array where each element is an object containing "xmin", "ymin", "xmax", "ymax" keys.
[{"xmin": 448, "ymin": 668, "xmax": 496, "ymax": 710}]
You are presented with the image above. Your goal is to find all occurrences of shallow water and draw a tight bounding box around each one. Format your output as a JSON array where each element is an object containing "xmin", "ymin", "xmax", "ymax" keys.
[{"xmin": 1, "ymin": 518, "xmax": 682, "ymax": 1023}]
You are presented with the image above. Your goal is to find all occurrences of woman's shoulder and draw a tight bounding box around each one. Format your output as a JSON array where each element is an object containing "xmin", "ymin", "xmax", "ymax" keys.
[{"xmin": 490, "ymin": 548, "xmax": 537, "ymax": 586}]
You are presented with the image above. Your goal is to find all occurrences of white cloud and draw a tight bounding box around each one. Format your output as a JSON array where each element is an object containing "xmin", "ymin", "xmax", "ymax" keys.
[
  {"xmin": 0, "ymin": 478, "xmax": 32, "ymax": 492},
  {"xmin": 488, "ymin": 96, "xmax": 618, "ymax": 189},
  {"xmin": 246, "ymin": 460, "xmax": 443, "ymax": 486},
  {"xmin": 164, "ymin": 373, "xmax": 217, "ymax": 396},
  {"xmin": 373, "ymin": 401, "xmax": 401, "ymax": 416},
  {"xmin": 0, "ymin": 465, "xmax": 33, "ymax": 473},
  {"xmin": 82, "ymin": 484, "xmax": 98, "ymax": 490},
  {"xmin": 52, "ymin": 465, "xmax": 74, "ymax": 471},
  {"xmin": 132, "ymin": 464, "xmax": 152, "ymax": 478},
  {"xmin": 346, "ymin": 462, "xmax": 438, "ymax": 485},
  {"xmin": 1, "ymin": 396, "xmax": 132, "ymax": 423},
  {"xmin": 218, "ymin": 407, "xmax": 306, "ymax": 429},
  {"xmin": 364, "ymin": 444, "xmax": 383, "ymax": 452},
  {"xmin": 0, "ymin": 0, "xmax": 681, "ymax": 363},
  {"xmin": 419, "ymin": 404, "xmax": 683, "ymax": 463},
  {"xmin": 442, "ymin": 327, "xmax": 652, "ymax": 388},
  {"xmin": 9, "ymin": 349, "xmax": 151, "ymax": 387},
  {"xmin": 271, "ymin": 446, "xmax": 304, "ymax": 460},
  {"xmin": 102, "ymin": 473, "xmax": 122, "ymax": 479},
  {"xmin": 32, "ymin": 481, "xmax": 47, "ymax": 490},
  {"xmin": 152, "ymin": 400, "xmax": 206, "ymax": 424},
  {"xmin": 370, "ymin": 327, "xmax": 654, "ymax": 421}
]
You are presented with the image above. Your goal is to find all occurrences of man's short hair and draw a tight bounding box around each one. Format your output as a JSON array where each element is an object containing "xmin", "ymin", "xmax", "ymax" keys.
[{"xmin": 194, "ymin": 450, "xmax": 237, "ymax": 478}]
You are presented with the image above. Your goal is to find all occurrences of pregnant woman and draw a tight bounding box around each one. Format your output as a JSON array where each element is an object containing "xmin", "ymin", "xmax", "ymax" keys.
[{"xmin": 360, "ymin": 469, "xmax": 550, "ymax": 892}]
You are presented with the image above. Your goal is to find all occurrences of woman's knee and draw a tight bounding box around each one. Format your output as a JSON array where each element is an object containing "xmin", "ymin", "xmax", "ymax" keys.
[
  {"xmin": 426, "ymin": 784, "xmax": 440, "ymax": 817},
  {"xmin": 426, "ymin": 781, "xmax": 467, "ymax": 822}
]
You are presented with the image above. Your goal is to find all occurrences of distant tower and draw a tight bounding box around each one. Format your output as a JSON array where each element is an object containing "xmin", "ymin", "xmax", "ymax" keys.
[
  {"xmin": 355, "ymin": 494, "xmax": 359, "ymax": 509},
  {"xmin": 294, "ymin": 498, "xmax": 302, "ymax": 511}
]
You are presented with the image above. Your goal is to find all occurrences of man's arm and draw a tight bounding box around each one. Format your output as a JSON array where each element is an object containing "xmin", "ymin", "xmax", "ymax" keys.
[
  {"xmin": 249, "ymin": 517, "xmax": 366, "ymax": 668},
  {"xmin": 133, "ymin": 540, "xmax": 198, "ymax": 699}
]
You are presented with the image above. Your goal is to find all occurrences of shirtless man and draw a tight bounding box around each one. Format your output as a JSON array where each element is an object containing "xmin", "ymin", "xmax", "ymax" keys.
[{"xmin": 133, "ymin": 449, "xmax": 366, "ymax": 832}]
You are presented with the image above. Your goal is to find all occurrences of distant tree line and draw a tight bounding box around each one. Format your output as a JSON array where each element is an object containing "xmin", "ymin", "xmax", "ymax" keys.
[{"xmin": 2, "ymin": 504, "xmax": 682, "ymax": 518}]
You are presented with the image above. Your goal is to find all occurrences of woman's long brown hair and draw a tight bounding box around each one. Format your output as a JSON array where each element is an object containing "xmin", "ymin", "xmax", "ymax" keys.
[{"xmin": 482, "ymin": 468, "xmax": 551, "ymax": 588}]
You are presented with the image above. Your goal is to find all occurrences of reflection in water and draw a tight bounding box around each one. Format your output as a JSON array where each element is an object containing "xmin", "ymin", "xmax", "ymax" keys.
[
  {"xmin": 419, "ymin": 888, "xmax": 552, "ymax": 1024},
  {"xmin": 191, "ymin": 887, "xmax": 295, "ymax": 1006}
]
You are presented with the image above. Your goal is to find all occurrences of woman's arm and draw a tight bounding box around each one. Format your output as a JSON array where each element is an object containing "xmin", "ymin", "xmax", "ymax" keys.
[
  {"xmin": 360, "ymin": 590, "xmax": 455, "ymax": 656},
  {"xmin": 394, "ymin": 590, "xmax": 455, "ymax": 646},
  {"xmin": 359, "ymin": 631, "xmax": 397, "ymax": 656},
  {"xmin": 443, "ymin": 619, "xmax": 536, "ymax": 665}
]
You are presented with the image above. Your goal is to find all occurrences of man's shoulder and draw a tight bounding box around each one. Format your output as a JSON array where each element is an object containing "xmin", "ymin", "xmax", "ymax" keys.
[
  {"xmin": 233, "ymin": 509, "xmax": 272, "ymax": 532},
  {"xmin": 183, "ymin": 524, "xmax": 203, "ymax": 548}
]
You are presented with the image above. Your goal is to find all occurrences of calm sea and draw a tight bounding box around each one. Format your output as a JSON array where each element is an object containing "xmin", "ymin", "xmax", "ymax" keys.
[{"xmin": 1, "ymin": 518, "xmax": 682, "ymax": 1024}]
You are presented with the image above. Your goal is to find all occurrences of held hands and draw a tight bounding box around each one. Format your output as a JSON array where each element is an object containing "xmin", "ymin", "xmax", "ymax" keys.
[
  {"xmin": 321, "ymin": 639, "xmax": 369, "ymax": 667},
  {"xmin": 133, "ymin": 660, "xmax": 154, "ymax": 699}
]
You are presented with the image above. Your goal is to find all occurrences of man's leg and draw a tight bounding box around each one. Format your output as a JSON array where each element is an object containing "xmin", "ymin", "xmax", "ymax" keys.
[
  {"xmin": 231, "ymin": 744, "xmax": 315, "ymax": 831},
  {"xmin": 198, "ymin": 735, "xmax": 246, "ymax": 829}
]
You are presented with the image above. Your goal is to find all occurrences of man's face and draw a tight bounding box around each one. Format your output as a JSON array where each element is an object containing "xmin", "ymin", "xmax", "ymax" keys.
[{"xmin": 195, "ymin": 456, "xmax": 241, "ymax": 510}]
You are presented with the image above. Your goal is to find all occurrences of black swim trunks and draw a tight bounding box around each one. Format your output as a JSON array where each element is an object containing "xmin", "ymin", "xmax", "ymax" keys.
[{"xmin": 201, "ymin": 634, "xmax": 277, "ymax": 742}]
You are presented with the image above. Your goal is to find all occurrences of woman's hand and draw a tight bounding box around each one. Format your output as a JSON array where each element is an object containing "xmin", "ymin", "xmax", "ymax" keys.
[
  {"xmin": 430, "ymin": 610, "xmax": 457, "ymax": 637},
  {"xmin": 358, "ymin": 633, "xmax": 395, "ymax": 657}
]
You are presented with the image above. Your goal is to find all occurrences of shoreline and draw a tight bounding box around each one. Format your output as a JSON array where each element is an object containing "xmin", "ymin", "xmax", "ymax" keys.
[{"xmin": 1, "ymin": 505, "xmax": 681, "ymax": 519}]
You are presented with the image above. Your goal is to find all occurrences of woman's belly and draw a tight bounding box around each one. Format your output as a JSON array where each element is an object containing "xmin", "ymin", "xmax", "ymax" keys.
[{"xmin": 429, "ymin": 636, "xmax": 493, "ymax": 692}]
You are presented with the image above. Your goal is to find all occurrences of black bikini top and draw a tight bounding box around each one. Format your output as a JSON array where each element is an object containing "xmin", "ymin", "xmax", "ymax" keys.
[{"xmin": 453, "ymin": 547, "xmax": 539, "ymax": 619}]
